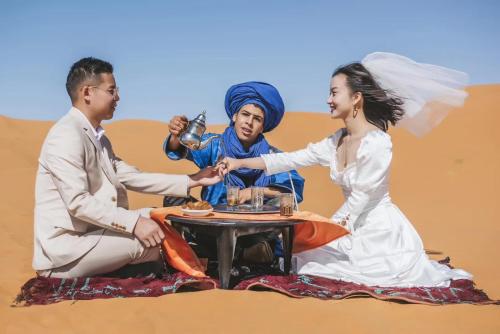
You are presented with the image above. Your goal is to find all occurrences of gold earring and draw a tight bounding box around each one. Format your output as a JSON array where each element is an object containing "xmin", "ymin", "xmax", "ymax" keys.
[{"xmin": 353, "ymin": 107, "xmax": 358, "ymax": 118}]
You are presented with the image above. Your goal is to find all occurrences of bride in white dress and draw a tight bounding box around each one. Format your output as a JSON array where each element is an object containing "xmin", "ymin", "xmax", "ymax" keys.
[{"xmin": 218, "ymin": 52, "xmax": 472, "ymax": 287}]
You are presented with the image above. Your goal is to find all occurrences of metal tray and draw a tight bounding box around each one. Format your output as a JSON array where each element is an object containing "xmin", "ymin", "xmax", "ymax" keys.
[{"xmin": 213, "ymin": 204, "xmax": 280, "ymax": 214}]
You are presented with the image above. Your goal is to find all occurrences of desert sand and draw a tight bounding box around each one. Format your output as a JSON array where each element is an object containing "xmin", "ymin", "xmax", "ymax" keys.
[{"xmin": 0, "ymin": 85, "xmax": 499, "ymax": 333}]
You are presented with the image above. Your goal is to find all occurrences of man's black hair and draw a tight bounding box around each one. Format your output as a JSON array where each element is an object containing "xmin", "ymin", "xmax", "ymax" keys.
[{"xmin": 66, "ymin": 57, "xmax": 113, "ymax": 102}]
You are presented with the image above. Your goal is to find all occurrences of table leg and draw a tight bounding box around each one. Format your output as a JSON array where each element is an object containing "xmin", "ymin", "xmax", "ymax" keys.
[
  {"xmin": 216, "ymin": 227, "xmax": 237, "ymax": 289},
  {"xmin": 171, "ymin": 221, "xmax": 183, "ymax": 235},
  {"xmin": 282, "ymin": 226, "xmax": 295, "ymax": 275}
]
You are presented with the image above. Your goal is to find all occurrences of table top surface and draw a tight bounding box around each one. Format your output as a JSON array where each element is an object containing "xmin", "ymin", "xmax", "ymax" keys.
[{"xmin": 168, "ymin": 215, "xmax": 302, "ymax": 227}]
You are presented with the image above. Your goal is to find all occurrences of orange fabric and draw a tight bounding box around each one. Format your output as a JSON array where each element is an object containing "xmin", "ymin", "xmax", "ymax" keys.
[
  {"xmin": 150, "ymin": 209, "xmax": 207, "ymax": 278},
  {"xmin": 292, "ymin": 221, "xmax": 348, "ymax": 253},
  {"xmin": 150, "ymin": 207, "xmax": 350, "ymax": 277}
]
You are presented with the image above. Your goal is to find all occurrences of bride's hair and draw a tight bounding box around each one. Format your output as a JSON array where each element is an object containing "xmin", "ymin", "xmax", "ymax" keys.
[{"xmin": 333, "ymin": 63, "xmax": 405, "ymax": 132}]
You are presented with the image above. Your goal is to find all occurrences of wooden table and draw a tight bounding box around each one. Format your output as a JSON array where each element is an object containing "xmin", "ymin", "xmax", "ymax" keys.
[{"xmin": 168, "ymin": 216, "xmax": 302, "ymax": 289}]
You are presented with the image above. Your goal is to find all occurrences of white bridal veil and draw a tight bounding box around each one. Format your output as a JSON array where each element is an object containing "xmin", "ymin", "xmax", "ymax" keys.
[{"xmin": 361, "ymin": 52, "xmax": 469, "ymax": 137}]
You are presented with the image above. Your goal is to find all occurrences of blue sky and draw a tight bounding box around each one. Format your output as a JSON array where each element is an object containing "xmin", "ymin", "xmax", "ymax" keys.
[{"xmin": 1, "ymin": 0, "xmax": 498, "ymax": 124}]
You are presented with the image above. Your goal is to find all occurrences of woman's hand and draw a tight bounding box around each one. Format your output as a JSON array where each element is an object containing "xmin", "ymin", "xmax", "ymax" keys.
[
  {"xmin": 216, "ymin": 157, "xmax": 240, "ymax": 177},
  {"xmin": 215, "ymin": 156, "xmax": 266, "ymax": 179}
]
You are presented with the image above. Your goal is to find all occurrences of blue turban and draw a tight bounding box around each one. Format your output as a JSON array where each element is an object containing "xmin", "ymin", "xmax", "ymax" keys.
[{"xmin": 224, "ymin": 81, "xmax": 285, "ymax": 133}]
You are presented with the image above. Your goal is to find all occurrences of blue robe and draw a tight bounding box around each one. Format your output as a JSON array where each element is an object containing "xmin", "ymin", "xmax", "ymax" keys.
[{"xmin": 163, "ymin": 132, "xmax": 305, "ymax": 206}]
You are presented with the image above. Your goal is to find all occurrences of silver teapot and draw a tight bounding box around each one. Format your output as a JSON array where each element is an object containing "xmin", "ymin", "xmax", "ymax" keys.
[{"xmin": 179, "ymin": 111, "xmax": 219, "ymax": 150}]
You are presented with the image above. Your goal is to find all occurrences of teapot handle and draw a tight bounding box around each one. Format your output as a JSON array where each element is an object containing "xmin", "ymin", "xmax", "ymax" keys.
[{"xmin": 180, "ymin": 120, "xmax": 191, "ymax": 134}]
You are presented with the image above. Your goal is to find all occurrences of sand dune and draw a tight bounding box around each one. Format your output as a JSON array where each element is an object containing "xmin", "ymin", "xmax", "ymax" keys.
[{"xmin": 1, "ymin": 85, "xmax": 499, "ymax": 333}]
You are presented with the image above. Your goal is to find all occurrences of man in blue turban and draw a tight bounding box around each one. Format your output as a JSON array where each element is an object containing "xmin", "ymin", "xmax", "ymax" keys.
[
  {"xmin": 163, "ymin": 81, "xmax": 305, "ymax": 263},
  {"xmin": 164, "ymin": 81, "xmax": 304, "ymax": 206},
  {"xmin": 225, "ymin": 81, "xmax": 285, "ymax": 133}
]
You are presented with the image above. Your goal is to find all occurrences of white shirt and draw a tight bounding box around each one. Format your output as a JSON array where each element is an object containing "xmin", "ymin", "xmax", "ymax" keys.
[{"xmin": 73, "ymin": 107, "xmax": 105, "ymax": 142}]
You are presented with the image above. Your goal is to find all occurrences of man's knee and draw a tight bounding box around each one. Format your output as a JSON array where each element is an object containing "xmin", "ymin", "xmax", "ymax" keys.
[
  {"xmin": 101, "ymin": 229, "xmax": 157, "ymax": 262},
  {"xmin": 129, "ymin": 237, "xmax": 161, "ymax": 263}
]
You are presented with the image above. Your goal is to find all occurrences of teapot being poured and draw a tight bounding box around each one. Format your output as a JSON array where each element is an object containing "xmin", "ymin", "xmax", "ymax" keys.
[{"xmin": 179, "ymin": 111, "xmax": 219, "ymax": 150}]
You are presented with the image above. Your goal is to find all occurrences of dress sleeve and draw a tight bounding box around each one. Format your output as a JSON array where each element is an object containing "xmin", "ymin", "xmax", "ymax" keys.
[
  {"xmin": 261, "ymin": 131, "xmax": 342, "ymax": 175},
  {"xmin": 332, "ymin": 132, "xmax": 392, "ymax": 229}
]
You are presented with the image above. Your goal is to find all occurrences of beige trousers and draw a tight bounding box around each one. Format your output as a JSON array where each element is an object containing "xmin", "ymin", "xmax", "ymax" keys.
[{"xmin": 37, "ymin": 229, "xmax": 160, "ymax": 278}]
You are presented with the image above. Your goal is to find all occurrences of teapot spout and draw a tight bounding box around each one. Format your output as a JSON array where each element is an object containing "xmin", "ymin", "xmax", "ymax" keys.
[{"xmin": 197, "ymin": 134, "xmax": 220, "ymax": 150}]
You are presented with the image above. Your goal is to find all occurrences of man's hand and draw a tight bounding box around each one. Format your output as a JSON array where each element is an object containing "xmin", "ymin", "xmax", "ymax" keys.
[
  {"xmin": 133, "ymin": 216, "xmax": 165, "ymax": 248},
  {"xmin": 238, "ymin": 188, "xmax": 252, "ymax": 204},
  {"xmin": 237, "ymin": 187, "xmax": 282, "ymax": 203},
  {"xmin": 188, "ymin": 166, "xmax": 223, "ymax": 188},
  {"xmin": 168, "ymin": 115, "xmax": 189, "ymax": 151},
  {"xmin": 169, "ymin": 115, "xmax": 189, "ymax": 136}
]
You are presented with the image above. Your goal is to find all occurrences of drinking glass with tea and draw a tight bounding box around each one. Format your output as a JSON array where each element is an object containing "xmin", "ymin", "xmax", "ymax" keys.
[
  {"xmin": 226, "ymin": 186, "xmax": 240, "ymax": 209},
  {"xmin": 280, "ymin": 193, "xmax": 294, "ymax": 216}
]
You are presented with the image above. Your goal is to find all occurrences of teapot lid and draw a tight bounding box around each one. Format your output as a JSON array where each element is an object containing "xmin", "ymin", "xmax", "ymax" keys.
[{"xmin": 192, "ymin": 110, "xmax": 206, "ymax": 124}]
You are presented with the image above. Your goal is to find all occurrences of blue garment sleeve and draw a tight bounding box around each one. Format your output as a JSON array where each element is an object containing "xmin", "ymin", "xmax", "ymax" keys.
[
  {"xmin": 162, "ymin": 133, "xmax": 220, "ymax": 169},
  {"xmin": 267, "ymin": 170, "xmax": 304, "ymax": 203},
  {"xmin": 163, "ymin": 133, "xmax": 226, "ymax": 204}
]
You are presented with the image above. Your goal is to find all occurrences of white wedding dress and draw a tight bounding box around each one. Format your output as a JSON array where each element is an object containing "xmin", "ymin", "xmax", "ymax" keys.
[{"xmin": 262, "ymin": 128, "xmax": 472, "ymax": 287}]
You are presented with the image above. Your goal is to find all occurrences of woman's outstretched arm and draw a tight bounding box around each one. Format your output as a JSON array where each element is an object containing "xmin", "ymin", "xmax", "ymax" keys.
[
  {"xmin": 218, "ymin": 135, "xmax": 337, "ymax": 177},
  {"xmin": 218, "ymin": 157, "xmax": 266, "ymax": 174}
]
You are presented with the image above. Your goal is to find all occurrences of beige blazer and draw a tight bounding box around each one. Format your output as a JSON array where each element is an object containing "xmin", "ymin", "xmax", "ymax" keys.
[{"xmin": 33, "ymin": 107, "xmax": 189, "ymax": 270}]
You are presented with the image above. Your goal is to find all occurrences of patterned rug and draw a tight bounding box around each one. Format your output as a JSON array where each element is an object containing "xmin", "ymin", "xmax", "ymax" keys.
[
  {"xmin": 234, "ymin": 275, "xmax": 498, "ymax": 305},
  {"xmin": 14, "ymin": 274, "xmax": 498, "ymax": 307},
  {"xmin": 14, "ymin": 273, "xmax": 217, "ymax": 306},
  {"xmin": 14, "ymin": 259, "xmax": 498, "ymax": 306}
]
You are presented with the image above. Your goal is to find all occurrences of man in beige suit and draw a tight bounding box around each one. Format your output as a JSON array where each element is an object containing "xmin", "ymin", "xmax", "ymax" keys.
[{"xmin": 34, "ymin": 57, "xmax": 221, "ymax": 278}]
